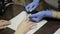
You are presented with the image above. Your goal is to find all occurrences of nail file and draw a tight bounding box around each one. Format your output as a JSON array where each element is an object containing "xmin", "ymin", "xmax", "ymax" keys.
[
  {"xmin": 54, "ymin": 28, "xmax": 60, "ymax": 34},
  {"xmin": 8, "ymin": 11, "xmax": 47, "ymax": 34}
]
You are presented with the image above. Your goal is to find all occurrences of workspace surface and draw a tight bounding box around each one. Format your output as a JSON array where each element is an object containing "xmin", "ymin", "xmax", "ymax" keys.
[{"xmin": 0, "ymin": 4, "xmax": 60, "ymax": 34}]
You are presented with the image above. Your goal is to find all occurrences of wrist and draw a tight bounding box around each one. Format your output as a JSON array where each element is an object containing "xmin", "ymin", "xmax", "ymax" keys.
[
  {"xmin": 33, "ymin": 0, "xmax": 40, "ymax": 3},
  {"xmin": 52, "ymin": 10, "xmax": 60, "ymax": 19},
  {"xmin": 45, "ymin": 10, "xmax": 53, "ymax": 17},
  {"xmin": 52, "ymin": 10, "xmax": 57, "ymax": 18}
]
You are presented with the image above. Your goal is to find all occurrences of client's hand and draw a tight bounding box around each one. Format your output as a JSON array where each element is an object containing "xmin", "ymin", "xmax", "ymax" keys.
[
  {"xmin": 0, "ymin": 20, "xmax": 11, "ymax": 29},
  {"xmin": 14, "ymin": 15, "xmax": 36, "ymax": 34}
]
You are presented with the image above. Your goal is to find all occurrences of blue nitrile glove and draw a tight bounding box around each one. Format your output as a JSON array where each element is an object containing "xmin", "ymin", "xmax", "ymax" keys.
[
  {"xmin": 29, "ymin": 10, "xmax": 53, "ymax": 22},
  {"xmin": 25, "ymin": 0, "xmax": 40, "ymax": 12}
]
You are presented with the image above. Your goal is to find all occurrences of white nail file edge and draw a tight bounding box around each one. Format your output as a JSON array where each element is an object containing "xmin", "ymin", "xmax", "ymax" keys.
[
  {"xmin": 54, "ymin": 28, "xmax": 60, "ymax": 34},
  {"xmin": 26, "ymin": 20, "xmax": 47, "ymax": 34}
]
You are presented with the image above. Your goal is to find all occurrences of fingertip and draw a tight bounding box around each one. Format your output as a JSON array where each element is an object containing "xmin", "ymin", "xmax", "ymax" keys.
[
  {"xmin": 29, "ymin": 14, "xmax": 36, "ymax": 18},
  {"xmin": 30, "ymin": 14, "xmax": 34, "ymax": 17},
  {"xmin": 25, "ymin": 6, "xmax": 29, "ymax": 12},
  {"xmin": 7, "ymin": 21, "xmax": 11, "ymax": 25},
  {"xmin": 26, "ymin": 15, "xmax": 30, "ymax": 18}
]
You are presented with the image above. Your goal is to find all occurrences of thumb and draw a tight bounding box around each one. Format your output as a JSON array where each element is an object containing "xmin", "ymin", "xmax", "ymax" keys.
[
  {"xmin": 30, "ymin": 14, "xmax": 38, "ymax": 18},
  {"xmin": 30, "ymin": 18, "xmax": 40, "ymax": 22}
]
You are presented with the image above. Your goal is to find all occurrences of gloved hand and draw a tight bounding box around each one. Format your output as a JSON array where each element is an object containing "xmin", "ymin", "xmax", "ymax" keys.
[
  {"xmin": 29, "ymin": 10, "xmax": 53, "ymax": 22},
  {"xmin": 25, "ymin": 0, "xmax": 40, "ymax": 12}
]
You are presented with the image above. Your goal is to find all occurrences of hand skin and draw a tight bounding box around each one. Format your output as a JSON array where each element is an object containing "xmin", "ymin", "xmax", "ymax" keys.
[
  {"xmin": 0, "ymin": 20, "xmax": 11, "ymax": 29},
  {"xmin": 52, "ymin": 10, "xmax": 60, "ymax": 19},
  {"xmin": 14, "ymin": 15, "xmax": 36, "ymax": 34}
]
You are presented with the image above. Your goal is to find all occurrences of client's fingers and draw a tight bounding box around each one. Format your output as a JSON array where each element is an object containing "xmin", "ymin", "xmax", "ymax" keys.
[
  {"xmin": 27, "ymin": 23, "xmax": 36, "ymax": 29},
  {"xmin": 21, "ymin": 15, "xmax": 30, "ymax": 23},
  {"xmin": 30, "ymin": 23, "xmax": 36, "ymax": 28},
  {"xmin": 0, "ymin": 20, "xmax": 11, "ymax": 27},
  {"xmin": 27, "ymin": 22, "xmax": 37, "ymax": 29},
  {"xmin": 0, "ymin": 26, "xmax": 7, "ymax": 29},
  {"xmin": 25, "ymin": 15, "xmax": 30, "ymax": 23}
]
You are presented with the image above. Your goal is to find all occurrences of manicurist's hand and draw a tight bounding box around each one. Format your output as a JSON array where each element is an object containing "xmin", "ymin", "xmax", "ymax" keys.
[
  {"xmin": 25, "ymin": 0, "xmax": 40, "ymax": 12},
  {"xmin": 30, "ymin": 10, "xmax": 53, "ymax": 22}
]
